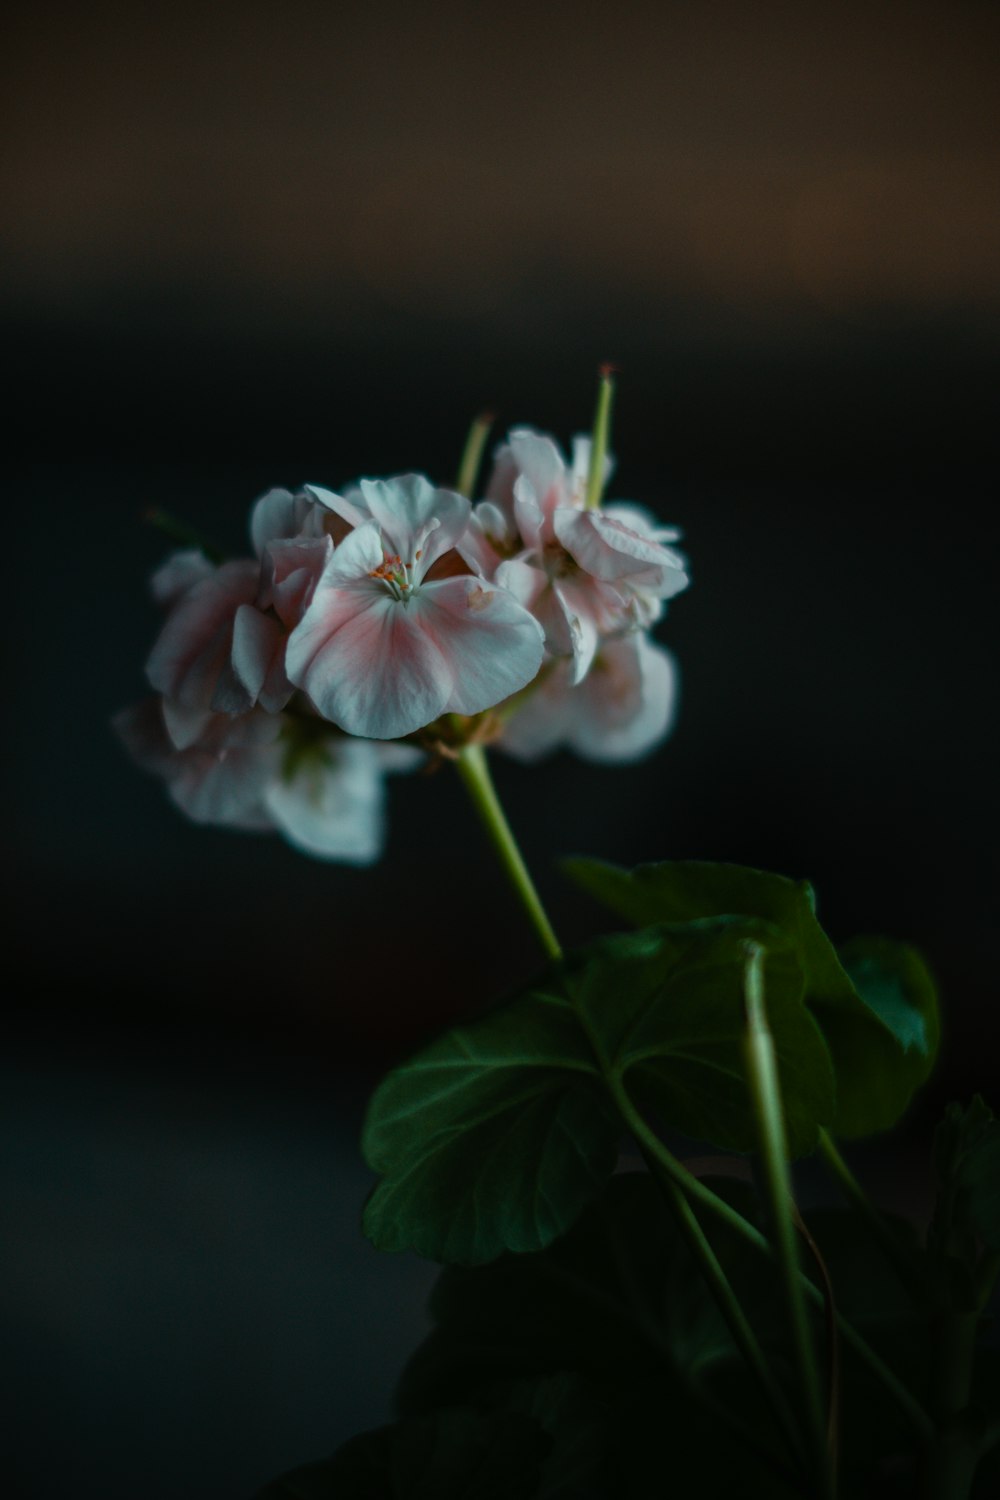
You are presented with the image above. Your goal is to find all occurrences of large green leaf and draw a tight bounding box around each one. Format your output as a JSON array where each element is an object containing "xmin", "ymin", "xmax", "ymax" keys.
[
  {"xmin": 364, "ymin": 919, "xmax": 833, "ymax": 1265},
  {"xmin": 397, "ymin": 1173, "xmax": 734, "ymax": 1417},
  {"xmin": 565, "ymin": 919, "xmax": 834, "ymax": 1157},
  {"xmin": 362, "ymin": 986, "xmax": 620, "ymax": 1264},
  {"xmin": 565, "ymin": 858, "xmax": 940, "ymax": 1137}
]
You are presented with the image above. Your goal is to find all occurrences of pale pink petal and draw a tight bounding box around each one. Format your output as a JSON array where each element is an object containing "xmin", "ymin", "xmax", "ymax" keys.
[
  {"xmin": 288, "ymin": 585, "xmax": 452, "ymax": 739},
  {"xmin": 567, "ymin": 634, "xmax": 678, "ymax": 763},
  {"xmin": 258, "ymin": 536, "xmax": 333, "ymax": 626},
  {"xmin": 494, "ymin": 557, "xmax": 548, "ymax": 614},
  {"xmin": 162, "ymin": 698, "xmax": 214, "ymax": 750},
  {"xmin": 496, "ymin": 664, "xmax": 575, "ymax": 762},
  {"xmin": 150, "ymin": 550, "xmax": 215, "ymax": 607},
  {"xmin": 550, "ymin": 579, "xmax": 601, "ymax": 684},
  {"xmin": 146, "ymin": 559, "xmax": 258, "ymax": 710},
  {"xmin": 554, "ymin": 508, "xmax": 687, "ymax": 589},
  {"xmin": 230, "ymin": 604, "xmax": 292, "ymax": 714},
  {"xmin": 250, "ymin": 487, "xmax": 321, "ymax": 555},
  {"xmin": 358, "ymin": 475, "xmax": 469, "ymax": 572},
  {"xmin": 602, "ymin": 501, "xmax": 682, "ymax": 544},
  {"xmin": 414, "ymin": 576, "xmax": 545, "ymax": 717},
  {"xmin": 264, "ymin": 737, "xmax": 386, "ymax": 864},
  {"xmin": 304, "ymin": 483, "xmax": 370, "ymax": 532}
]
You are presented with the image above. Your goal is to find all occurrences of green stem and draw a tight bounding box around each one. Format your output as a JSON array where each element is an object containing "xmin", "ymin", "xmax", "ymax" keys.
[
  {"xmin": 454, "ymin": 744, "xmax": 562, "ymax": 963},
  {"xmin": 455, "ymin": 412, "xmax": 494, "ymax": 499},
  {"xmin": 743, "ymin": 945, "xmax": 832, "ymax": 1496},
  {"xmin": 452, "ymin": 757, "xmax": 933, "ymax": 1454},
  {"xmin": 818, "ymin": 1130, "xmax": 929, "ymax": 1304},
  {"xmin": 641, "ymin": 1144, "xmax": 805, "ymax": 1471},
  {"xmin": 611, "ymin": 1092, "xmax": 935, "ymax": 1443},
  {"xmin": 584, "ymin": 365, "xmax": 615, "ymax": 510}
]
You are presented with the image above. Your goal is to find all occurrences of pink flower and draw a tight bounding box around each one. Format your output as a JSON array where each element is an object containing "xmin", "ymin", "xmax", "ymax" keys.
[
  {"xmin": 145, "ymin": 490, "xmax": 333, "ymax": 727},
  {"xmin": 114, "ymin": 699, "xmax": 417, "ymax": 864},
  {"xmin": 285, "ymin": 475, "xmax": 545, "ymax": 740},
  {"xmin": 499, "ymin": 631, "xmax": 678, "ymax": 765},
  {"xmin": 462, "ymin": 429, "xmax": 688, "ymax": 682}
]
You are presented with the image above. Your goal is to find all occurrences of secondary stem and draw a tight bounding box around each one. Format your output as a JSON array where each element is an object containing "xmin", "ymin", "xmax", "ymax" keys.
[
  {"xmin": 455, "ymin": 744, "xmax": 562, "ymax": 963},
  {"xmin": 453, "ymin": 756, "xmax": 935, "ymax": 1450},
  {"xmin": 818, "ymin": 1130, "xmax": 929, "ymax": 1304},
  {"xmin": 743, "ymin": 944, "xmax": 833, "ymax": 1497},
  {"xmin": 641, "ymin": 1144, "xmax": 805, "ymax": 1471}
]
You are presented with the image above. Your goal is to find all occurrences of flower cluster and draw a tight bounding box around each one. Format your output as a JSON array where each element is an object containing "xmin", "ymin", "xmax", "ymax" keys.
[{"xmin": 117, "ymin": 411, "xmax": 689, "ymax": 863}]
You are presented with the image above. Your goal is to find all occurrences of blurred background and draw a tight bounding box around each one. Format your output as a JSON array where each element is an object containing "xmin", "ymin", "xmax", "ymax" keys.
[{"xmin": 3, "ymin": 1, "xmax": 999, "ymax": 1494}]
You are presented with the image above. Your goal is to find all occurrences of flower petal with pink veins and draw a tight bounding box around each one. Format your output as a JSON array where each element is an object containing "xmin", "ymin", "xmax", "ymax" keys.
[
  {"xmin": 358, "ymin": 475, "xmax": 469, "ymax": 573},
  {"xmin": 414, "ymin": 577, "xmax": 545, "ymax": 717},
  {"xmin": 287, "ymin": 584, "xmax": 453, "ymax": 740}
]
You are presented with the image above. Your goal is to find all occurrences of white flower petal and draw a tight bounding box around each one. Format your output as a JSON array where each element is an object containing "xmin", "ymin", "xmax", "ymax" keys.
[
  {"xmin": 567, "ymin": 634, "xmax": 678, "ymax": 763},
  {"xmin": 264, "ymin": 738, "xmax": 386, "ymax": 864},
  {"xmin": 416, "ymin": 576, "xmax": 545, "ymax": 717}
]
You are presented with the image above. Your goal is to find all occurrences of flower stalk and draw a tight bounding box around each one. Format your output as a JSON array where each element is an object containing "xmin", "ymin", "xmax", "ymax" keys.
[
  {"xmin": 742, "ymin": 942, "xmax": 834, "ymax": 1497},
  {"xmin": 454, "ymin": 743, "xmax": 562, "ymax": 963}
]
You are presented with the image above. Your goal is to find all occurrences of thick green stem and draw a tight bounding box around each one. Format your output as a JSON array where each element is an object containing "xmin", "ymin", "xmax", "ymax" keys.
[
  {"xmin": 454, "ymin": 744, "xmax": 562, "ymax": 963},
  {"xmin": 640, "ymin": 1144, "xmax": 805, "ymax": 1471},
  {"xmin": 925, "ymin": 1311, "xmax": 981, "ymax": 1500},
  {"xmin": 743, "ymin": 945, "xmax": 833, "ymax": 1497}
]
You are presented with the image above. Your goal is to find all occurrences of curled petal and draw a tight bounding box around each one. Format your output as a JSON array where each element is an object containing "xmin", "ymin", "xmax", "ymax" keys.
[{"xmin": 554, "ymin": 508, "xmax": 687, "ymax": 591}]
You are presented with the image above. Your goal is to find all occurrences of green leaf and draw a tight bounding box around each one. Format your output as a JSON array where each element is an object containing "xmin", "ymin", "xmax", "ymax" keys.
[
  {"xmin": 397, "ymin": 1173, "xmax": 734, "ymax": 1417},
  {"xmin": 565, "ymin": 919, "xmax": 834, "ymax": 1157},
  {"xmin": 362, "ymin": 987, "xmax": 619, "ymax": 1264},
  {"xmin": 255, "ymin": 1407, "xmax": 550, "ymax": 1498},
  {"xmin": 833, "ymin": 937, "xmax": 941, "ymax": 1136},
  {"xmin": 398, "ymin": 1174, "xmax": 800, "ymax": 1496},
  {"xmin": 565, "ymin": 858, "xmax": 940, "ymax": 1138},
  {"xmin": 931, "ymin": 1097, "xmax": 1000, "ymax": 1261}
]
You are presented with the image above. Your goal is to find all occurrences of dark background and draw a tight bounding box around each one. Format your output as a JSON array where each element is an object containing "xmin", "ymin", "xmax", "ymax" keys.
[{"xmin": 3, "ymin": 2, "xmax": 999, "ymax": 1495}]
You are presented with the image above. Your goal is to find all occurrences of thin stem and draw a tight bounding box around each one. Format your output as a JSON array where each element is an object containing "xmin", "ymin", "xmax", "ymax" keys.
[
  {"xmin": 454, "ymin": 744, "xmax": 562, "ymax": 963},
  {"xmin": 641, "ymin": 1144, "xmax": 805, "ymax": 1471},
  {"xmin": 743, "ymin": 944, "xmax": 832, "ymax": 1496},
  {"xmin": 619, "ymin": 1092, "xmax": 935, "ymax": 1442},
  {"xmin": 455, "ymin": 412, "xmax": 494, "ymax": 499},
  {"xmin": 818, "ymin": 1129, "xmax": 929, "ymax": 1304},
  {"xmin": 584, "ymin": 365, "xmax": 615, "ymax": 510}
]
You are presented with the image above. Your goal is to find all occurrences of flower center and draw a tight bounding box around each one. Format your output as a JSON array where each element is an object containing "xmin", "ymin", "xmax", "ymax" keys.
[{"xmin": 368, "ymin": 552, "xmax": 416, "ymax": 602}]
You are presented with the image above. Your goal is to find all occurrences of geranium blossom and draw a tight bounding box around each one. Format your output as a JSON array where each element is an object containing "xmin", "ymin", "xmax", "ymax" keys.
[
  {"xmin": 114, "ymin": 698, "xmax": 416, "ymax": 863},
  {"xmin": 461, "ymin": 429, "xmax": 689, "ymax": 682},
  {"xmin": 145, "ymin": 491, "xmax": 333, "ymax": 728},
  {"xmin": 499, "ymin": 631, "xmax": 677, "ymax": 764},
  {"xmin": 285, "ymin": 474, "xmax": 545, "ymax": 740}
]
